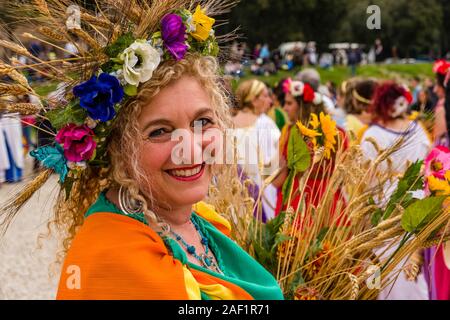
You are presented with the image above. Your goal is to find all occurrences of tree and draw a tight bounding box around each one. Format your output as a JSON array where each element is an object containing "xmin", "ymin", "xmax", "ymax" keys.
[{"xmin": 220, "ymin": 0, "xmax": 447, "ymax": 57}]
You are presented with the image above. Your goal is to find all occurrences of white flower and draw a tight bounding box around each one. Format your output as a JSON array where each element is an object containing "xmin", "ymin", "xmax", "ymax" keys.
[
  {"xmin": 313, "ymin": 93, "xmax": 323, "ymax": 105},
  {"xmin": 119, "ymin": 40, "xmax": 161, "ymax": 86},
  {"xmin": 290, "ymin": 81, "xmax": 304, "ymax": 97},
  {"xmin": 391, "ymin": 96, "xmax": 409, "ymax": 118}
]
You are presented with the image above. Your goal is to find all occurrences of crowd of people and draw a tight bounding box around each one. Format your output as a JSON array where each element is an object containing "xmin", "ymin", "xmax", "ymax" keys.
[
  {"xmin": 231, "ymin": 61, "xmax": 450, "ymax": 299},
  {"xmin": 0, "ymin": 0, "xmax": 449, "ymax": 301},
  {"xmin": 224, "ymin": 38, "xmax": 436, "ymax": 79}
]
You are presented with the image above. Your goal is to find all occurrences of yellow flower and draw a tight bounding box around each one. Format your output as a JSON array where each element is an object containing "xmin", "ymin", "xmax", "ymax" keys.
[
  {"xmin": 409, "ymin": 111, "xmax": 419, "ymax": 121},
  {"xmin": 319, "ymin": 112, "xmax": 338, "ymax": 159},
  {"xmin": 191, "ymin": 5, "xmax": 215, "ymax": 41},
  {"xmin": 297, "ymin": 121, "xmax": 322, "ymax": 139},
  {"xmin": 428, "ymin": 174, "xmax": 450, "ymax": 196},
  {"xmin": 309, "ymin": 113, "xmax": 320, "ymax": 129}
]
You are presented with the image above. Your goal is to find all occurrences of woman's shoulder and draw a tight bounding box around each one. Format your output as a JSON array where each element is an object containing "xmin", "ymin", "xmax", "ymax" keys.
[
  {"xmin": 57, "ymin": 213, "xmax": 187, "ymax": 299},
  {"xmin": 65, "ymin": 212, "xmax": 165, "ymax": 266},
  {"xmin": 256, "ymin": 113, "xmax": 278, "ymax": 128}
]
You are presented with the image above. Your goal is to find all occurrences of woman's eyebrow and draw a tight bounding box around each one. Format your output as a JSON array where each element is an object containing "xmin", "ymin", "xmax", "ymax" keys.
[
  {"xmin": 143, "ymin": 118, "xmax": 173, "ymax": 131},
  {"xmin": 192, "ymin": 107, "xmax": 214, "ymax": 120},
  {"xmin": 143, "ymin": 107, "xmax": 213, "ymax": 130}
]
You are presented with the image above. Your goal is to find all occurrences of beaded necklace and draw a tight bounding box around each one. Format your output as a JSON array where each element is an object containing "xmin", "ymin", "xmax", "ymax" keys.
[{"xmin": 163, "ymin": 216, "xmax": 223, "ymax": 275}]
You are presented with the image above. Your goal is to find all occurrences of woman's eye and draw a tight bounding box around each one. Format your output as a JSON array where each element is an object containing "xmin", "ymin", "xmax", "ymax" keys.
[
  {"xmin": 194, "ymin": 118, "xmax": 214, "ymax": 128},
  {"xmin": 148, "ymin": 128, "xmax": 169, "ymax": 138}
]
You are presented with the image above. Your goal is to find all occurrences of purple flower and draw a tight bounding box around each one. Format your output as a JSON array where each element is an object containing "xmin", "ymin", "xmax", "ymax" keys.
[
  {"xmin": 161, "ymin": 14, "xmax": 188, "ymax": 60},
  {"xmin": 55, "ymin": 124, "xmax": 97, "ymax": 163}
]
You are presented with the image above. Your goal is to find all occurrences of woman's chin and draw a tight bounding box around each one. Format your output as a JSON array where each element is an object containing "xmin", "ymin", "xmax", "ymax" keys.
[
  {"xmin": 169, "ymin": 187, "xmax": 209, "ymax": 207},
  {"xmin": 161, "ymin": 168, "xmax": 211, "ymax": 206}
]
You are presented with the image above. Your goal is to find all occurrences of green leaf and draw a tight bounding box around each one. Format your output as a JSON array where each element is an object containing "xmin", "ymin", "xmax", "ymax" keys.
[
  {"xmin": 105, "ymin": 32, "xmax": 135, "ymax": 58},
  {"xmin": 281, "ymin": 170, "xmax": 295, "ymax": 205},
  {"xmin": 371, "ymin": 208, "xmax": 384, "ymax": 226},
  {"xmin": 63, "ymin": 177, "xmax": 75, "ymax": 201},
  {"xmin": 401, "ymin": 196, "xmax": 446, "ymax": 233},
  {"xmin": 266, "ymin": 211, "xmax": 287, "ymax": 235},
  {"xmin": 286, "ymin": 271, "xmax": 305, "ymax": 299},
  {"xmin": 124, "ymin": 84, "xmax": 138, "ymax": 96},
  {"xmin": 46, "ymin": 102, "xmax": 87, "ymax": 130},
  {"xmin": 383, "ymin": 160, "xmax": 424, "ymax": 220},
  {"xmin": 271, "ymin": 234, "xmax": 292, "ymax": 253},
  {"xmin": 287, "ymin": 125, "xmax": 311, "ymax": 172},
  {"xmin": 316, "ymin": 227, "xmax": 329, "ymax": 243}
]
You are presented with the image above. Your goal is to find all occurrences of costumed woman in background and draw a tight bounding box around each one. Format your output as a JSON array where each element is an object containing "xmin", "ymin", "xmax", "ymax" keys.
[
  {"xmin": 422, "ymin": 60, "xmax": 450, "ymax": 300},
  {"xmin": 360, "ymin": 81, "xmax": 431, "ymax": 300},
  {"xmin": 272, "ymin": 78, "xmax": 348, "ymax": 222},
  {"xmin": 0, "ymin": 0, "xmax": 283, "ymax": 300},
  {"xmin": 233, "ymin": 79, "xmax": 281, "ymax": 221},
  {"xmin": 344, "ymin": 79, "xmax": 378, "ymax": 144}
]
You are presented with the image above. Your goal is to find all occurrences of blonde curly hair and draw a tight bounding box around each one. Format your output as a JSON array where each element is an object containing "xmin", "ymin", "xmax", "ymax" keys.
[{"xmin": 50, "ymin": 53, "xmax": 233, "ymax": 263}]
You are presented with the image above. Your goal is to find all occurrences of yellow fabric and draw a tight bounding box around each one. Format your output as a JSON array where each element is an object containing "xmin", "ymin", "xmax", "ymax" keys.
[
  {"xmin": 199, "ymin": 283, "xmax": 243, "ymax": 300},
  {"xmin": 193, "ymin": 201, "xmax": 231, "ymax": 236},
  {"xmin": 346, "ymin": 115, "xmax": 365, "ymax": 143},
  {"xmin": 183, "ymin": 266, "xmax": 202, "ymax": 300},
  {"xmin": 183, "ymin": 266, "xmax": 246, "ymax": 300}
]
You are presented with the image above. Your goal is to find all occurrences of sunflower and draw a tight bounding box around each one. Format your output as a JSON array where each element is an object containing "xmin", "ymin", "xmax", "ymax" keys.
[
  {"xmin": 319, "ymin": 112, "xmax": 338, "ymax": 159},
  {"xmin": 297, "ymin": 121, "xmax": 322, "ymax": 139},
  {"xmin": 427, "ymin": 170, "xmax": 450, "ymax": 196}
]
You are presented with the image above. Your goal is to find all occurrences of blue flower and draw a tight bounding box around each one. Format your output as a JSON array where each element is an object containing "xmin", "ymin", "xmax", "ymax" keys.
[
  {"xmin": 30, "ymin": 144, "xmax": 68, "ymax": 182},
  {"xmin": 73, "ymin": 73, "xmax": 124, "ymax": 122}
]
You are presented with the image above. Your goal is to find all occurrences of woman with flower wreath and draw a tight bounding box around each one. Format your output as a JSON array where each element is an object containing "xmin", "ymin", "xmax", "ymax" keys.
[
  {"xmin": 272, "ymin": 78, "xmax": 348, "ymax": 224},
  {"xmin": 0, "ymin": 1, "xmax": 283, "ymax": 300},
  {"xmin": 360, "ymin": 81, "xmax": 432, "ymax": 300},
  {"xmin": 422, "ymin": 60, "xmax": 450, "ymax": 300}
]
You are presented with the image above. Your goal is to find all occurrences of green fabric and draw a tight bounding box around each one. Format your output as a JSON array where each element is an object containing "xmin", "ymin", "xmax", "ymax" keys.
[
  {"xmin": 274, "ymin": 107, "xmax": 288, "ymax": 131},
  {"xmin": 268, "ymin": 106, "xmax": 289, "ymax": 131},
  {"xmin": 85, "ymin": 193, "xmax": 284, "ymax": 300},
  {"xmin": 165, "ymin": 213, "xmax": 284, "ymax": 300},
  {"xmin": 85, "ymin": 192, "xmax": 149, "ymax": 226}
]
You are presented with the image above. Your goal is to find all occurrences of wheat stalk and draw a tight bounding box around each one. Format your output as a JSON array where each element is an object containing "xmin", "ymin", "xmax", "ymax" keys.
[
  {"xmin": 0, "ymin": 103, "xmax": 42, "ymax": 115},
  {"xmin": 0, "ymin": 83, "xmax": 30, "ymax": 96}
]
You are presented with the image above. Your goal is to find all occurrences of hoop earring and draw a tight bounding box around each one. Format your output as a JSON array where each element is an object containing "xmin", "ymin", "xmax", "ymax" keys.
[{"xmin": 118, "ymin": 185, "xmax": 143, "ymax": 215}]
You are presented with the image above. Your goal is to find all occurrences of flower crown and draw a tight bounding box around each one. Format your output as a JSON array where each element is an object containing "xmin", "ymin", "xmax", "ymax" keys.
[
  {"xmin": 433, "ymin": 59, "xmax": 450, "ymax": 87},
  {"xmin": 282, "ymin": 78, "xmax": 323, "ymax": 105},
  {"xmin": 0, "ymin": 1, "xmax": 235, "ymax": 191},
  {"xmin": 433, "ymin": 59, "xmax": 450, "ymax": 76}
]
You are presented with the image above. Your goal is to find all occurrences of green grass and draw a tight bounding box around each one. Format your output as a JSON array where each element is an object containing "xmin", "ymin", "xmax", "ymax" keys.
[
  {"xmin": 34, "ymin": 82, "xmax": 58, "ymax": 97},
  {"xmin": 33, "ymin": 63, "xmax": 433, "ymax": 97},
  {"xmin": 234, "ymin": 63, "xmax": 434, "ymax": 89}
]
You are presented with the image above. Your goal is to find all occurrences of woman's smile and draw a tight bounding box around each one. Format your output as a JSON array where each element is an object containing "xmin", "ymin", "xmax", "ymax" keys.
[{"xmin": 164, "ymin": 162, "xmax": 206, "ymax": 181}]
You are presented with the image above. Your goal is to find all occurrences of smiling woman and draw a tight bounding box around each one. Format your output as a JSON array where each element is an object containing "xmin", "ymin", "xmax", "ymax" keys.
[{"xmin": 0, "ymin": 0, "xmax": 283, "ymax": 300}]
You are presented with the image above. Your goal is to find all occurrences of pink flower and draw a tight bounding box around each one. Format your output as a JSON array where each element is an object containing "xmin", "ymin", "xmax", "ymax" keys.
[
  {"xmin": 55, "ymin": 124, "xmax": 97, "ymax": 163},
  {"xmin": 282, "ymin": 78, "xmax": 292, "ymax": 94}
]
